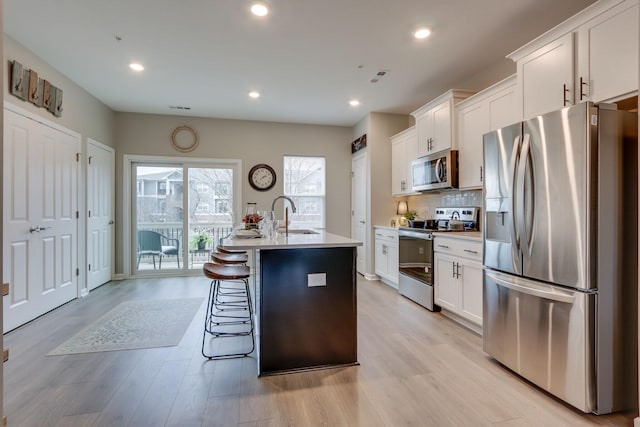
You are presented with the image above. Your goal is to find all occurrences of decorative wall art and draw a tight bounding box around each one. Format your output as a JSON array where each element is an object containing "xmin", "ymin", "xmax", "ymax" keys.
[
  {"xmin": 9, "ymin": 60, "xmax": 63, "ymax": 117},
  {"xmin": 170, "ymin": 125, "xmax": 199, "ymax": 152},
  {"xmin": 351, "ymin": 134, "xmax": 367, "ymax": 153},
  {"xmin": 10, "ymin": 60, "xmax": 24, "ymax": 97},
  {"xmin": 28, "ymin": 69, "xmax": 38, "ymax": 104}
]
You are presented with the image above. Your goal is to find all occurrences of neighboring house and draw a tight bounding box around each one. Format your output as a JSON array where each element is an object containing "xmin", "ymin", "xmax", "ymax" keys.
[{"xmin": 137, "ymin": 168, "xmax": 233, "ymax": 225}]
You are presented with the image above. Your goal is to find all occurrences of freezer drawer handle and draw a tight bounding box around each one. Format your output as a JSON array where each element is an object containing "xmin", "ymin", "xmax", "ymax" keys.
[{"xmin": 487, "ymin": 272, "xmax": 575, "ymax": 304}]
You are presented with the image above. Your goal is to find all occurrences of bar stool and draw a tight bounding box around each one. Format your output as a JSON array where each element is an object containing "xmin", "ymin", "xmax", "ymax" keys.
[
  {"xmin": 201, "ymin": 262, "xmax": 254, "ymax": 359},
  {"xmin": 211, "ymin": 251, "xmax": 248, "ymax": 265},
  {"xmin": 216, "ymin": 246, "xmax": 247, "ymax": 255},
  {"xmin": 210, "ymin": 251, "xmax": 249, "ymax": 308}
]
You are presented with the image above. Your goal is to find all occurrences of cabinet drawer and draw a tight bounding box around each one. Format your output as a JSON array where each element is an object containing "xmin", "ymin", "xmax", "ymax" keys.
[
  {"xmin": 374, "ymin": 228, "xmax": 398, "ymax": 243},
  {"xmin": 433, "ymin": 236, "xmax": 482, "ymax": 261}
]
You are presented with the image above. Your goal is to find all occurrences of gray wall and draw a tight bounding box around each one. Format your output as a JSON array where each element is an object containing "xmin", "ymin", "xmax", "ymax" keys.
[
  {"xmin": 114, "ymin": 112, "xmax": 353, "ymax": 274},
  {"xmin": 3, "ymin": 35, "xmax": 115, "ymax": 147}
]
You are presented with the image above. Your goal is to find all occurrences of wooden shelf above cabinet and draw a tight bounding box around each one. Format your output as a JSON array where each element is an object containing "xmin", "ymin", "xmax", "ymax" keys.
[
  {"xmin": 2, "ymin": 282, "xmax": 8, "ymax": 296},
  {"xmin": 3, "ymin": 348, "xmax": 8, "ymax": 363},
  {"xmin": 3, "ymin": 416, "xmax": 6, "ymax": 427}
]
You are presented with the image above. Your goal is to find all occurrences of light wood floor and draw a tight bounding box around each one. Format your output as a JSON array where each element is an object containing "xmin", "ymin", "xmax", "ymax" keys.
[{"xmin": 4, "ymin": 275, "xmax": 636, "ymax": 426}]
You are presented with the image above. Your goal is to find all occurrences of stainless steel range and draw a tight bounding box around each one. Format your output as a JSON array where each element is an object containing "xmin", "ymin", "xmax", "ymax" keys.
[{"xmin": 398, "ymin": 207, "xmax": 479, "ymax": 310}]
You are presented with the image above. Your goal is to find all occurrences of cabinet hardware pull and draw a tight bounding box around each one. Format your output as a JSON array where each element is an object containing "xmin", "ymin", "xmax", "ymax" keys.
[
  {"xmin": 456, "ymin": 262, "xmax": 461, "ymax": 279},
  {"xmin": 563, "ymin": 84, "xmax": 570, "ymax": 106},
  {"xmin": 464, "ymin": 249, "xmax": 478, "ymax": 254},
  {"xmin": 452, "ymin": 261, "xmax": 456, "ymax": 278},
  {"xmin": 480, "ymin": 166, "xmax": 483, "ymax": 182},
  {"xmin": 438, "ymin": 244, "xmax": 449, "ymax": 249},
  {"xmin": 579, "ymin": 77, "xmax": 588, "ymax": 101}
]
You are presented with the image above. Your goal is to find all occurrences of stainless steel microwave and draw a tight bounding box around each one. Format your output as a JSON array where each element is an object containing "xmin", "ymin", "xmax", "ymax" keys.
[{"xmin": 411, "ymin": 150, "xmax": 459, "ymax": 192}]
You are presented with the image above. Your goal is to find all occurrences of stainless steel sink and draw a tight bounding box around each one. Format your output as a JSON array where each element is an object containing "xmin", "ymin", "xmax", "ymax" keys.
[{"xmin": 278, "ymin": 229, "xmax": 319, "ymax": 234}]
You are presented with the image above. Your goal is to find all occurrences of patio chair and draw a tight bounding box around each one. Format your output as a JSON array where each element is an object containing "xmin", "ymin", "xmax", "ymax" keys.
[{"xmin": 137, "ymin": 230, "xmax": 181, "ymax": 269}]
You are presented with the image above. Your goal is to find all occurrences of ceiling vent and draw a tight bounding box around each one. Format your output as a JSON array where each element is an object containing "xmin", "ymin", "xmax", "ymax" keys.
[
  {"xmin": 370, "ymin": 70, "xmax": 389, "ymax": 83},
  {"xmin": 169, "ymin": 105, "xmax": 191, "ymax": 110}
]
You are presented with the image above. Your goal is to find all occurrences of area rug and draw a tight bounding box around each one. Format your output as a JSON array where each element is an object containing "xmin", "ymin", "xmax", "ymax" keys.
[{"xmin": 47, "ymin": 298, "xmax": 204, "ymax": 356}]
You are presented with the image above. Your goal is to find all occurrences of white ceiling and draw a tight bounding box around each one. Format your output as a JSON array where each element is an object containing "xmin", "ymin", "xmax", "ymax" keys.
[{"xmin": 4, "ymin": 0, "xmax": 596, "ymax": 127}]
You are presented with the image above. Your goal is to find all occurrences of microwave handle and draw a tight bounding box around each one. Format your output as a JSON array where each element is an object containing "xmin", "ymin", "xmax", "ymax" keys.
[{"xmin": 435, "ymin": 158, "xmax": 444, "ymax": 183}]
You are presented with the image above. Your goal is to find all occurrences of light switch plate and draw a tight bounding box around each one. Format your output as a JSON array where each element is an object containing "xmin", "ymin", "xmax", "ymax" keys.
[{"xmin": 308, "ymin": 273, "xmax": 326, "ymax": 287}]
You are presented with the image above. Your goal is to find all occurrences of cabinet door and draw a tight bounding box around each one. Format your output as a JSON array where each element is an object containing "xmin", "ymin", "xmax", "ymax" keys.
[
  {"xmin": 391, "ymin": 138, "xmax": 406, "ymax": 196},
  {"xmin": 431, "ymin": 100, "xmax": 452, "ymax": 153},
  {"xmin": 434, "ymin": 253, "xmax": 459, "ymax": 311},
  {"xmin": 374, "ymin": 239, "xmax": 387, "ymax": 278},
  {"xmin": 460, "ymin": 260, "xmax": 483, "ymax": 325},
  {"xmin": 488, "ymin": 83, "xmax": 518, "ymax": 131},
  {"xmin": 577, "ymin": 1, "xmax": 639, "ymax": 103},
  {"xmin": 457, "ymin": 102, "xmax": 488, "ymax": 189},
  {"xmin": 416, "ymin": 111, "xmax": 433, "ymax": 156},
  {"xmin": 405, "ymin": 128, "xmax": 418, "ymax": 165},
  {"xmin": 518, "ymin": 32, "xmax": 575, "ymax": 119}
]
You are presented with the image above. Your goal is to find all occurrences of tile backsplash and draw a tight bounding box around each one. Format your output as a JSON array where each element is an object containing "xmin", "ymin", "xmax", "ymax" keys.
[{"xmin": 406, "ymin": 190, "xmax": 482, "ymax": 219}]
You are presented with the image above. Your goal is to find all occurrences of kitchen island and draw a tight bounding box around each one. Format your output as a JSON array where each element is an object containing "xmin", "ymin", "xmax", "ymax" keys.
[{"xmin": 220, "ymin": 230, "xmax": 362, "ymax": 376}]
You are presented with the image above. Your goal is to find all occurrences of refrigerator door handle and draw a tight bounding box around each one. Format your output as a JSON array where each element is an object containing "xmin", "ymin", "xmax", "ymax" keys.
[
  {"xmin": 511, "ymin": 135, "xmax": 522, "ymax": 251},
  {"xmin": 516, "ymin": 133, "xmax": 531, "ymax": 259},
  {"xmin": 486, "ymin": 271, "xmax": 576, "ymax": 304}
]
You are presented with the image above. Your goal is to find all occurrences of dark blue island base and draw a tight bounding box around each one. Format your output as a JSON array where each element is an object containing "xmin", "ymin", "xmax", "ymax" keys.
[{"xmin": 257, "ymin": 246, "xmax": 358, "ymax": 375}]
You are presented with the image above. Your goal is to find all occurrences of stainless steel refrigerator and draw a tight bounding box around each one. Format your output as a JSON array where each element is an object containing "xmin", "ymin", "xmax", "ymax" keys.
[{"xmin": 482, "ymin": 102, "xmax": 638, "ymax": 414}]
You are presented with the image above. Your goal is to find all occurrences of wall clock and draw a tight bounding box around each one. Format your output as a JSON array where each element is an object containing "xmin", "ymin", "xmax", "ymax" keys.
[{"xmin": 248, "ymin": 163, "xmax": 277, "ymax": 191}]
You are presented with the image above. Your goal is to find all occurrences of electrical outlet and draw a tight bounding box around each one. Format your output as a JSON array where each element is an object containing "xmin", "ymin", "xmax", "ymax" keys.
[
  {"xmin": 419, "ymin": 247, "xmax": 424, "ymax": 254},
  {"xmin": 308, "ymin": 273, "xmax": 326, "ymax": 287}
]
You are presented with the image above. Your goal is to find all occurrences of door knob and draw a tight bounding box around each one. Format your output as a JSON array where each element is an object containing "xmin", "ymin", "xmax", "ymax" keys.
[{"xmin": 108, "ymin": 220, "xmax": 115, "ymax": 225}]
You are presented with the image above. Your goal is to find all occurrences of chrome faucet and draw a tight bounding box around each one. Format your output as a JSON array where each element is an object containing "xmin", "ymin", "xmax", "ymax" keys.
[{"xmin": 271, "ymin": 195, "xmax": 297, "ymax": 213}]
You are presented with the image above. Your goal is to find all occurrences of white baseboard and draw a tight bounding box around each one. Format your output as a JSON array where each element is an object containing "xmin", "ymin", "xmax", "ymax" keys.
[
  {"xmin": 362, "ymin": 273, "xmax": 379, "ymax": 281},
  {"xmin": 380, "ymin": 278, "xmax": 399, "ymax": 290},
  {"xmin": 634, "ymin": 416, "xmax": 640, "ymax": 427},
  {"xmin": 113, "ymin": 274, "xmax": 125, "ymax": 281}
]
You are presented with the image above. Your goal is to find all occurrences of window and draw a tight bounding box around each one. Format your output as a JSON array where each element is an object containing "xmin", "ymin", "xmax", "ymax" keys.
[
  {"xmin": 196, "ymin": 203, "xmax": 210, "ymax": 213},
  {"xmin": 131, "ymin": 160, "xmax": 239, "ymax": 273},
  {"xmin": 196, "ymin": 183, "xmax": 209, "ymax": 193},
  {"xmin": 284, "ymin": 156, "xmax": 325, "ymax": 229}
]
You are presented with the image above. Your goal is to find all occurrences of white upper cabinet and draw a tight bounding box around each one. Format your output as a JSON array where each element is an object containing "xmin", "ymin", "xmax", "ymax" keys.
[
  {"xmin": 411, "ymin": 90, "xmax": 475, "ymax": 158},
  {"xmin": 391, "ymin": 126, "xmax": 417, "ymax": 196},
  {"xmin": 456, "ymin": 75, "xmax": 518, "ymax": 189},
  {"xmin": 576, "ymin": 0, "xmax": 639, "ymax": 103},
  {"xmin": 516, "ymin": 32, "xmax": 575, "ymax": 120},
  {"xmin": 509, "ymin": 0, "xmax": 638, "ymax": 120}
]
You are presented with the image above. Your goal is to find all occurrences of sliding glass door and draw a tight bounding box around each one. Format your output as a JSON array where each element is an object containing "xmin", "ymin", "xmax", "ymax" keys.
[{"xmin": 133, "ymin": 161, "xmax": 237, "ymax": 273}]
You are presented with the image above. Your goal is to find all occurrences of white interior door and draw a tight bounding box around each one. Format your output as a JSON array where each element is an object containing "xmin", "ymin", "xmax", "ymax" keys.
[
  {"xmin": 351, "ymin": 151, "xmax": 367, "ymax": 275},
  {"xmin": 3, "ymin": 108, "xmax": 79, "ymax": 332},
  {"xmin": 87, "ymin": 140, "xmax": 114, "ymax": 290}
]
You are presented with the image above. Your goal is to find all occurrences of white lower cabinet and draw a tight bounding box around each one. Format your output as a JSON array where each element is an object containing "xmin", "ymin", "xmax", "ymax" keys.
[
  {"xmin": 434, "ymin": 236, "xmax": 483, "ymax": 329},
  {"xmin": 374, "ymin": 227, "xmax": 399, "ymax": 288}
]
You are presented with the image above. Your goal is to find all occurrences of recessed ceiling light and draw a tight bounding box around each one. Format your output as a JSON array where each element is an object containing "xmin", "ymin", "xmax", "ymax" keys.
[
  {"xmin": 249, "ymin": 91, "xmax": 261, "ymax": 99},
  {"xmin": 250, "ymin": 1, "xmax": 269, "ymax": 17},
  {"xmin": 414, "ymin": 28, "xmax": 432, "ymax": 40},
  {"xmin": 129, "ymin": 62, "xmax": 144, "ymax": 71},
  {"xmin": 349, "ymin": 100, "xmax": 360, "ymax": 107}
]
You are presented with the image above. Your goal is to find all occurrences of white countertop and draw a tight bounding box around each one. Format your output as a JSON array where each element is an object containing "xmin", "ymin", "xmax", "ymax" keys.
[
  {"xmin": 220, "ymin": 229, "xmax": 363, "ymax": 250},
  {"xmin": 374, "ymin": 225, "xmax": 398, "ymax": 231},
  {"xmin": 432, "ymin": 231, "xmax": 483, "ymax": 242}
]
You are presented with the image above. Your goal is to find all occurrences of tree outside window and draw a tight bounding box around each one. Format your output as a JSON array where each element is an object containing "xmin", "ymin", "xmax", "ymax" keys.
[{"xmin": 284, "ymin": 156, "xmax": 325, "ymax": 229}]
